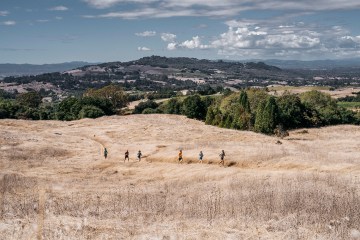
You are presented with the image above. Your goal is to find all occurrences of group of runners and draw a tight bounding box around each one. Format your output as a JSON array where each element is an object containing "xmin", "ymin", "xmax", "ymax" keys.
[
  {"xmin": 103, "ymin": 148, "xmax": 226, "ymax": 166},
  {"xmin": 178, "ymin": 149, "xmax": 226, "ymax": 166}
]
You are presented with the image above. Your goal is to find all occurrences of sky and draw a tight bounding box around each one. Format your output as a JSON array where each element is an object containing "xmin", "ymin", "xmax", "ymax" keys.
[{"xmin": 1, "ymin": 0, "xmax": 360, "ymax": 64}]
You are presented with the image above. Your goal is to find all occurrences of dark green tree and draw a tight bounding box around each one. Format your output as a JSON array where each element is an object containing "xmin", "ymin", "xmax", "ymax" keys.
[
  {"xmin": 56, "ymin": 97, "xmax": 82, "ymax": 120},
  {"xmin": 205, "ymin": 106, "xmax": 215, "ymax": 125},
  {"xmin": 84, "ymin": 84, "xmax": 129, "ymax": 109},
  {"xmin": 164, "ymin": 98, "xmax": 181, "ymax": 114},
  {"xmin": 277, "ymin": 92, "xmax": 306, "ymax": 129},
  {"xmin": 181, "ymin": 95, "xmax": 206, "ymax": 120},
  {"xmin": 133, "ymin": 100, "xmax": 159, "ymax": 114},
  {"xmin": 300, "ymin": 90, "xmax": 344, "ymax": 125},
  {"xmin": 254, "ymin": 96, "xmax": 279, "ymax": 134},
  {"xmin": 16, "ymin": 91, "xmax": 42, "ymax": 108}
]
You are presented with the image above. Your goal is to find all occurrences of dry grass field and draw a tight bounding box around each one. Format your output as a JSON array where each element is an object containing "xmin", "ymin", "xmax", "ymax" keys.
[{"xmin": 1, "ymin": 114, "xmax": 360, "ymax": 239}]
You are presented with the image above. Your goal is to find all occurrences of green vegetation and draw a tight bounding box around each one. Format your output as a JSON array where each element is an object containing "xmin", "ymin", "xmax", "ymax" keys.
[
  {"xmin": 338, "ymin": 101, "xmax": 360, "ymax": 109},
  {"xmin": 133, "ymin": 100, "xmax": 159, "ymax": 114},
  {"xmin": 1, "ymin": 81, "xmax": 359, "ymax": 135},
  {"xmin": 141, "ymin": 89, "xmax": 359, "ymax": 134},
  {"xmin": 0, "ymin": 85, "xmax": 128, "ymax": 121}
]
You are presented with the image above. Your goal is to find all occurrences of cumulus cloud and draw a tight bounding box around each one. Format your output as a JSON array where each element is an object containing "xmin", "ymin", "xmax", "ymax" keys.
[
  {"xmin": 0, "ymin": 11, "xmax": 9, "ymax": 17},
  {"xmin": 135, "ymin": 31, "xmax": 156, "ymax": 37},
  {"xmin": 1, "ymin": 21, "xmax": 16, "ymax": 26},
  {"xmin": 161, "ymin": 33, "xmax": 177, "ymax": 42},
  {"xmin": 50, "ymin": 6, "xmax": 69, "ymax": 11},
  {"xmin": 165, "ymin": 36, "xmax": 210, "ymax": 51},
  {"xmin": 179, "ymin": 36, "xmax": 210, "ymax": 49},
  {"xmin": 211, "ymin": 21, "xmax": 360, "ymax": 59},
  {"xmin": 167, "ymin": 43, "xmax": 177, "ymax": 50},
  {"xmin": 338, "ymin": 36, "xmax": 360, "ymax": 48},
  {"xmin": 160, "ymin": 19, "xmax": 360, "ymax": 59},
  {"xmin": 137, "ymin": 46, "xmax": 152, "ymax": 51}
]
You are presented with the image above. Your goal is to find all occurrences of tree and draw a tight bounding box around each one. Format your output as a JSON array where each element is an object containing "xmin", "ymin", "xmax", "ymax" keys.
[
  {"xmin": 16, "ymin": 91, "xmax": 42, "ymax": 108},
  {"xmin": 277, "ymin": 92, "xmax": 306, "ymax": 129},
  {"xmin": 254, "ymin": 96, "xmax": 279, "ymax": 134},
  {"xmin": 205, "ymin": 106, "xmax": 215, "ymax": 125},
  {"xmin": 0, "ymin": 99, "xmax": 20, "ymax": 119},
  {"xmin": 181, "ymin": 95, "xmax": 206, "ymax": 120},
  {"xmin": 232, "ymin": 91, "xmax": 252, "ymax": 130},
  {"xmin": 56, "ymin": 97, "xmax": 82, "ymax": 120},
  {"xmin": 164, "ymin": 98, "xmax": 181, "ymax": 114},
  {"xmin": 300, "ymin": 90, "xmax": 343, "ymax": 125},
  {"xmin": 239, "ymin": 91, "xmax": 251, "ymax": 113},
  {"xmin": 133, "ymin": 100, "xmax": 159, "ymax": 114},
  {"xmin": 80, "ymin": 96, "xmax": 115, "ymax": 115},
  {"xmin": 84, "ymin": 84, "xmax": 129, "ymax": 109}
]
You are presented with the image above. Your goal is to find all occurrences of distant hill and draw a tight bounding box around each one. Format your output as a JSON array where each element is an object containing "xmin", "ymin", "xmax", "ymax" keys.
[
  {"xmin": 2, "ymin": 56, "xmax": 360, "ymax": 100},
  {"xmin": 263, "ymin": 58, "xmax": 360, "ymax": 70},
  {"xmin": 0, "ymin": 62, "xmax": 92, "ymax": 78}
]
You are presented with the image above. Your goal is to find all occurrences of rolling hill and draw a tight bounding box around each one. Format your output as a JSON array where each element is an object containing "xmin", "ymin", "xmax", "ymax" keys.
[{"xmin": 1, "ymin": 114, "xmax": 359, "ymax": 239}]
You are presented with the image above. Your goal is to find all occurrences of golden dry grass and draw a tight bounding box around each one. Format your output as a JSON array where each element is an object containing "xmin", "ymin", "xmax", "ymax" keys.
[{"xmin": 0, "ymin": 115, "xmax": 360, "ymax": 239}]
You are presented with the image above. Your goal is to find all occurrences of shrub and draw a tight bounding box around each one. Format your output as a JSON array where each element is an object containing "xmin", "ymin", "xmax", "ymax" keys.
[
  {"xmin": 133, "ymin": 100, "xmax": 159, "ymax": 114},
  {"xmin": 142, "ymin": 108, "xmax": 157, "ymax": 114},
  {"xmin": 78, "ymin": 105, "xmax": 105, "ymax": 119}
]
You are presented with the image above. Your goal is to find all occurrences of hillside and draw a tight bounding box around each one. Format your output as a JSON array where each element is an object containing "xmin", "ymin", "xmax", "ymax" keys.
[
  {"xmin": 2, "ymin": 56, "xmax": 360, "ymax": 103},
  {"xmin": 1, "ymin": 115, "xmax": 360, "ymax": 239}
]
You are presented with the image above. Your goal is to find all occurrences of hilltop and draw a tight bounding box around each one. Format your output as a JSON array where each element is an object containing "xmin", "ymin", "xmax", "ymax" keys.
[{"xmin": 1, "ymin": 114, "xmax": 360, "ymax": 239}]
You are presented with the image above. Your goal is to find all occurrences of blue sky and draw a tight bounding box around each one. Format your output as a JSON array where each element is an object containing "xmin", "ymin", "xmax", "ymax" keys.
[{"xmin": 1, "ymin": 0, "xmax": 360, "ymax": 64}]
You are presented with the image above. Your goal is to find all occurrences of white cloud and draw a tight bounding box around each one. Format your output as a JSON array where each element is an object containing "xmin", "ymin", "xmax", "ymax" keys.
[
  {"xmin": 167, "ymin": 43, "xmax": 177, "ymax": 50},
  {"xmin": 135, "ymin": 31, "xmax": 156, "ymax": 37},
  {"xmin": 137, "ymin": 46, "xmax": 152, "ymax": 51},
  {"xmin": 256, "ymin": 35, "xmax": 320, "ymax": 49},
  {"xmin": 0, "ymin": 11, "xmax": 9, "ymax": 17},
  {"xmin": 50, "ymin": 6, "xmax": 69, "ymax": 11},
  {"xmin": 83, "ymin": 0, "xmax": 360, "ymax": 19},
  {"xmin": 84, "ymin": 0, "xmax": 360, "ymax": 11},
  {"xmin": 180, "ymin": 36, "xmax": 201, "ymax": 49},
  {"xmin": 208, "ymin": 20, "xmax": 360, "ymax": 59},
  {"xmin": 161, "ymin": 33, "xmax": 177, "ymax": 42},
  {"xmin": 1, "ymin": 21, "xmax": 16, "ymax": 26},
  {"xmin": 179, "ymin": 36, "xmax": 210, "ymax": 49},
  {"xmin": 55, "ymin": 17, "xmax": 63, "ymax": 20},
  {"xmin": 84, "ymin": 0, "xmax": 157, "ymax": 9},
  {"xmin": 159, "ymin": 19, "xmax": 360, "ymax": 59}
]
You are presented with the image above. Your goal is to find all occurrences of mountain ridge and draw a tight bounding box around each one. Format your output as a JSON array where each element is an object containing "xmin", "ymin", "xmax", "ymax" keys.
[{"xmin": 0, "ymin": 61, "xmax": 93, "ymax": 78}]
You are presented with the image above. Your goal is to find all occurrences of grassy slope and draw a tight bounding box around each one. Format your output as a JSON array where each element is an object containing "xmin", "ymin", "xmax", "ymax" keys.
[{"xmin": 1, "ymin": 115, "xmax": 360, "ymax": 239}]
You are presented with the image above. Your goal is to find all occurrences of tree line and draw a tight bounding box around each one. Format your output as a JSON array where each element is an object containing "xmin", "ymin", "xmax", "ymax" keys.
[
  {"xmin": 134, "ymin": 89, "xmax": 360, "ymax": 134},
  {"xmin": 0, "ymin": 85, "xmax": 128, "ymax": 120},
  {"xmin": 1, "ymin": 85, "xmax": 359, "ymax": 134}
]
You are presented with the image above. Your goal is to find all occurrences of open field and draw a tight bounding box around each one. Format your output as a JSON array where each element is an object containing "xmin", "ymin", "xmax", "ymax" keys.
[
  {"xmin": 338, "ymin": 102, "xmax": 360, "ymax": 111},
  {"xmin": 268, "ymin": 86, "xmax": 360, "ymax": 99},
  {"xmin": 1, "ymin": 115, "xmax": 360, "ymax": 239}
]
